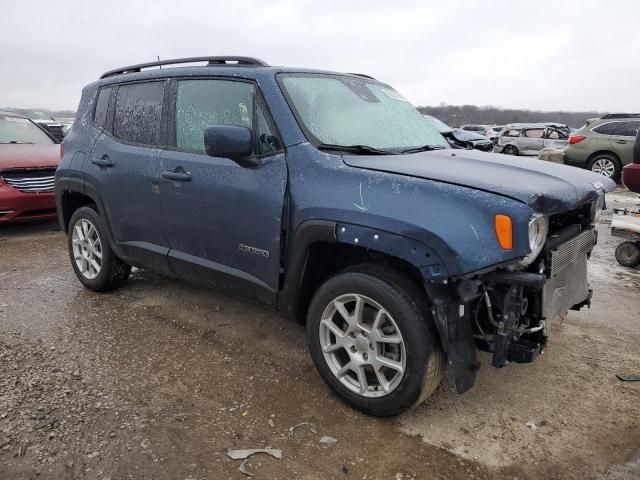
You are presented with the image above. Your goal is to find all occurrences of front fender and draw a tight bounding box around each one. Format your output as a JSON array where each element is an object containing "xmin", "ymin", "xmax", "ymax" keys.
[{"xmin": 334, "ymin": 222, "xmax": 456, "ymax": 279}]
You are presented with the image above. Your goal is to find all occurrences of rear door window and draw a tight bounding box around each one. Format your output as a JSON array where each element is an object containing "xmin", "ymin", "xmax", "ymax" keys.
[{"xmin": 113, "ymin": 82, "xmax": 165, "ymax": 146}]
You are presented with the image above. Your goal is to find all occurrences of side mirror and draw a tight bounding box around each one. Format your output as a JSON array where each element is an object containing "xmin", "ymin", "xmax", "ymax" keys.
[{"xmin": 203, "ymin": 125, "xmax": 258, "ymax": 167}]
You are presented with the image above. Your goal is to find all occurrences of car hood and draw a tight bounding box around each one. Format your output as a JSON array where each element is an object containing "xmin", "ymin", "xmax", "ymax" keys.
[
  {"xmin": 0, "ymin": 144, "xmax": 60, "ymax": 171},
  {"xmin": 343, "ymin": 149, "xmax": 617, "ymax": 214}
]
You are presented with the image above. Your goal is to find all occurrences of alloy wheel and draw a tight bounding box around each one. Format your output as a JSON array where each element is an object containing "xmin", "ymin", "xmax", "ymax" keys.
[
  {"xmin": 319, "ymin": 293, "xmax": 406, "ymax": 398},
  {"xmin": 71, "ymin": 218, "xmax": 103, "ymax": 280},
  {"xmin": 591, "ymin": 158, "xmax": 616, "ymax": 177}
]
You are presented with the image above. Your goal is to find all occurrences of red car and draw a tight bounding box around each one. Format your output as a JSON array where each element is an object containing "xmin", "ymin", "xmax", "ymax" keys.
[
  {"xmin": 622, "ymin": 163, "xmax": 640, "ymax": 194},
  {"xmin": 0, "ymin": 111, "xmax": 60, "ymax": 223}
]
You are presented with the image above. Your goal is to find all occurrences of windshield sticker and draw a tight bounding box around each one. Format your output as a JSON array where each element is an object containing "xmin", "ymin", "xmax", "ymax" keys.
[
  {"xmin": 3, "ymin": 117, "xmax": 29, "ymax": 123},
  {"xmin": 381, "ymin": 88, "xmax": 409, "ymax": 102}
]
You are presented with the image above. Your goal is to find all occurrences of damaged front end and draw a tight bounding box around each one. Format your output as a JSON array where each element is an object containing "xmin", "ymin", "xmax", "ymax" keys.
[{"xmin": 425, "ymin": 203, "xmax": 598, "ymax": 394}]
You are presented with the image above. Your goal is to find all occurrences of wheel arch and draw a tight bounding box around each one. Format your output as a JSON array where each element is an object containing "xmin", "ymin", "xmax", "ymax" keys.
[
  {"xmin": 58, "ymin": 190, "xmax": 95, "ymax": 232},
  {"xmin": 502, "ymin": 144, "xmax": 518, "ymax": 154},
  {"xmin": 586, "ymin": 149, "xmax": 621, "ymax": 164},
  {"xmin": 277, "ymin": 220, "xmax": 455, "ymax": 325},
  {"xmin": 57, "ymin": 179, "xmax": 123, "ymax": 260}
]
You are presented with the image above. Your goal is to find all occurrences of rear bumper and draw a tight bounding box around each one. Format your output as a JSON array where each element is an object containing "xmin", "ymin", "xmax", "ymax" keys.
[
  {"xmin": 622, "ymin": 163, "xmax": 640, "ymax": 193},
  {"xmin": 0, "ymin": 185, "xmax": 56, "ymax": 223}
]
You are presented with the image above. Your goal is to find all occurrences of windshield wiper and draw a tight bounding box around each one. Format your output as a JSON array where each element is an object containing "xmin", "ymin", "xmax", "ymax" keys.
[
  {"xmin": 399, "ymin": 145, "xmax": 447, "ymax": 154},
  {"xmin": 4, "ymin": 141, "xmax": 34, "ymax": 144},
  {"xmin": 316, "ymin": 143, "xmax": 389, "ymax": 155}
]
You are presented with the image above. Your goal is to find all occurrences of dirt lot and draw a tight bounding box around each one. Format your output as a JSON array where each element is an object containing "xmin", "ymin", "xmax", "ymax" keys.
[{"xmin": 1, "ymin": 188, "xmax": 639, "ymax": 480}]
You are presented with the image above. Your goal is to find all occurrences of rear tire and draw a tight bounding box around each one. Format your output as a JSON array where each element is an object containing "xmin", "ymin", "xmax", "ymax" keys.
[
  {"xmin": 587, "ymin": 153, "xmax": 621, "ymax": 181},
  {"xmin": 503, "ymin": 144, "xmax": 519, "ymax": 156},
  {"xmin": 306, "ymin": 265, "xmax": 445, "ymax": 417},
  {"xmin": 68, "ymin": 206, "xmax": 131, "ymax": 292},
  {"xmin": 615, "ymin": 241, "xmax": 640, "ymax": 268}
]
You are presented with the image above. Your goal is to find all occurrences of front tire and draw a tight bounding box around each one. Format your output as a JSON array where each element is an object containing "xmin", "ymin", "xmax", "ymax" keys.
[
  {"xmin": 503, "ymin": 144, "xmax": 519, "ymax": 156},
  {"xmin": 306, "ymin": 265, "xmax": 445, "ymax": 417},
  {"xmin": 68, "ymin": 206, "xmax": 131, "ymax": 292}
]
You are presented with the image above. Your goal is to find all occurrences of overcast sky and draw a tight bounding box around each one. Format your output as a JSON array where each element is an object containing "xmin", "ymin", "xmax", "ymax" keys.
[{"xmin": 1, "ymin": 0, "xmax": 638, "ymax": 112}]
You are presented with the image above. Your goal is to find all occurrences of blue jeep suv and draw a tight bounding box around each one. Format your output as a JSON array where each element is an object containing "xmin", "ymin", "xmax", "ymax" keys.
[{"xmin": 55, "ymin": 56, "xmax": 615, "ymax": 416}]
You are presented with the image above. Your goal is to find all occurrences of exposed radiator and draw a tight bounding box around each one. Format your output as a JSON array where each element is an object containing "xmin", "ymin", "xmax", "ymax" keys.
[{"xmin": 542, "ymin": 228, "xmax": 595, "ymax": 320}]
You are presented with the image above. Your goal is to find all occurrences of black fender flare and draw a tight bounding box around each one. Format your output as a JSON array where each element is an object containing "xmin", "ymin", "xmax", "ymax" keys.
[
  {"xmin": 57, "ymin": 178, "xmax": 127, "ymax": 262},
  {"xmin": 276, "ymin": 219, "xmax": 460, "ymax": 314},
  {"xmin": 54, "ymin": 176, "xmax": 86, "ymax": 229}
]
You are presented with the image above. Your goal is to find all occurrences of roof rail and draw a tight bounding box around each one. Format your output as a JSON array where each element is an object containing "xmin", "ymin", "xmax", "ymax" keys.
[
  {"xmin": 601, "ymin": 113, "xmax": 640, "ymax": 119},
  {"xmin": 349, "ymin": 73, "xmax": 376, "ymax": 80},
  {"xmin": 100, "ymin": 56, "xmax": 269, "ymax": 79}
]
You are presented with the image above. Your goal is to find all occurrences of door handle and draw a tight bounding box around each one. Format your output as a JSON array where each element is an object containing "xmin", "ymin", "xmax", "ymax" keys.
[
  {"xmin": 161, "ymin": 171, "xmax": 192, "ymax": 182},
  {"xmin": 614, "ymin": 140, "xmax": 627, "ymax": 144},
  {"xmin": 91, "ymin": 154, "xmax": 113, "ymax": 167}
]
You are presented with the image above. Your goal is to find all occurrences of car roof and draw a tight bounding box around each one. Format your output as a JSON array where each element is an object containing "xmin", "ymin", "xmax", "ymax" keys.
[
  {"xmin": 600, "ymin": 113, "xmax": 640, "ymax": 120},
  {"xmin": 92, "ymin": 56, "xmax": 385, "ymax": 89}
]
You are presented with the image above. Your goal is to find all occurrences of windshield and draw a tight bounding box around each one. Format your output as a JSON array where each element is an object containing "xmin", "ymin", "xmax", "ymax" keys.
[
  {"xmin": 279, "ymin": 74, "xmax": 447, "ymax": 151},
  {"xmin": 423, "ymin": 115, "xmax": 452, "ymax": 133},
  {"xmin": 0, "ymin": 116, "xmax": 55, "ymax": 144}
]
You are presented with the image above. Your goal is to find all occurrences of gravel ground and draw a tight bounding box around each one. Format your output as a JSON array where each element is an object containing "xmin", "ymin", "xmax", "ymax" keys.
[{"xmin": 0, "ymin": 187, "xmax": 639, "ymax": 479}]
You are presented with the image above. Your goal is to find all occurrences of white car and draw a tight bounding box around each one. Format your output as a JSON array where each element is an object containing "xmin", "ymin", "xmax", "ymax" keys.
[{"xmin": 494, "ymin": 123, "xmax": 570, "ymax": 156}]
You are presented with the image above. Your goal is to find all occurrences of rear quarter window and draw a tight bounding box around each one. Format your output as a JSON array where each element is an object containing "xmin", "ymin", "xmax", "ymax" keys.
[
  {"xmin": 113, "ymin": 81, "xmax": 165, "ymax": 146},
  {"xmin": 94, "ymin": 87, "xmax": 113, "ymax": 130}
]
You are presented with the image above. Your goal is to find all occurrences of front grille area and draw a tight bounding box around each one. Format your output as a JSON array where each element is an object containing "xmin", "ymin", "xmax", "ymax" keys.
[
  {"xmin": 542, "ymin": 228, "xmax": 595, "ymax": 320},
  {"xmin": 2, "ymin": 169, "xmax": 56, "ymax": 193}
]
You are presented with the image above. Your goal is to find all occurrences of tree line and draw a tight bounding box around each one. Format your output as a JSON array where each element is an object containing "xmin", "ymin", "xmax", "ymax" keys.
[{"xmin": 417, "ymin": 104, "xmax": 604, "ymax": 128}]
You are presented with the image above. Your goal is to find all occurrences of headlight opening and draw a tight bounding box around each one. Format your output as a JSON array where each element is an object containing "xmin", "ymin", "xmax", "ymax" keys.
[
  {"xmin": 591, "ymin": 194, "xmax": 605, "ymax": 224},
  {"xmin": 524, "ymin": 214, "xmax": 549, "ymax": 265}
]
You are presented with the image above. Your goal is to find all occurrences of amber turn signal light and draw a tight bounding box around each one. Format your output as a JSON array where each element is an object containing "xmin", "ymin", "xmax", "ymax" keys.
[{"xmin": 494, "ymin": 214, "xmax": 513, "ymax": 250}]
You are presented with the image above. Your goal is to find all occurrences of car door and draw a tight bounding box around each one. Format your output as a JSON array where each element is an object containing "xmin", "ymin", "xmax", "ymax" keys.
[
  {"xmin": 159, "ymin": 78, "xmax": 286, "ymax": 306},
  {"xmin": 609, "ymin": 120, "xmax": 640, "ymax": 165},
  {"xmin": 87, "ymin": 80, "xmax": 171, "ymax": 273},
  {"xmin": 519, "ymin": 128, "xmax": 545, "ymax": 154}
]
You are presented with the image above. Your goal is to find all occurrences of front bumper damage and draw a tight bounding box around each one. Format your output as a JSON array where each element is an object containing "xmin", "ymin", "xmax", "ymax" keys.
[{"xmin": 425, "ymin": 226, "xmax": 596, "ymax": 394}]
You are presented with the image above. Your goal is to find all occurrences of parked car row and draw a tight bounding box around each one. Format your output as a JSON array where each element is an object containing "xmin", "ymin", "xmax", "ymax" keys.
[
  {"xmin": 422, "ymin": 115, "xmax": 493, "ymax": 151},
  {"xmin": 425, "ymin": 113, "xmax": 640, "ymax": 181}
]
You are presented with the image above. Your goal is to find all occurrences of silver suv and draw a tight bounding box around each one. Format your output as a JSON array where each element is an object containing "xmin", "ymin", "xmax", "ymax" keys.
[{"xmin": 495, "ymin": 123, "xmax": 569, "ymax": 156}]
